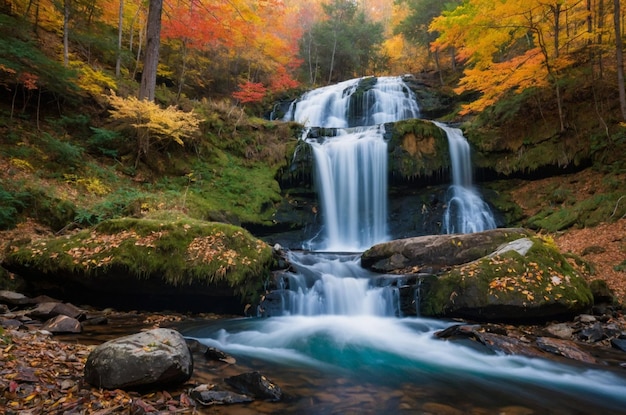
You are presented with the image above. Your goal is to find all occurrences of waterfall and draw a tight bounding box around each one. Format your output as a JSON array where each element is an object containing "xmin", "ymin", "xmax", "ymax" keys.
[
  {"xmin": 284, "ymin": 76, "xmax": 419, "ymax": 251},
  {"xmin": 435, "ymin": 122, "xmax": 496, "ymax": 234},
  {"xmin": 185, "ymin": 77, "xmax": 626, "ymax": 414},
  {"xmin": 273, "ymin": 252, "xmax": 399, "ymax": 317},
  {"xmin": 308, "ymin": 127, "xmax": 389, "ymax": 252}
]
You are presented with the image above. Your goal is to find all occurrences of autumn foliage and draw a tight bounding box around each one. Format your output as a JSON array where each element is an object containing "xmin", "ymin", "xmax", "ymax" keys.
[
  {"xmin": 232, "ymin": 82, "xmax": 267, "ymax": 104},
  {"xmin": 106, "ymin": 93, "xmax": 201, "ymax": 165}
]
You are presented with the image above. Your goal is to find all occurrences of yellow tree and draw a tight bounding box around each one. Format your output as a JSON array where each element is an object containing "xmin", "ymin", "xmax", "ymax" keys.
[
  {"xmin": 431, "ymin": 0, "xmax": 591, "ymax": 130},
  {"xmin": 106, "ymin": 93, "xmax": 200, "ymax": 167}
]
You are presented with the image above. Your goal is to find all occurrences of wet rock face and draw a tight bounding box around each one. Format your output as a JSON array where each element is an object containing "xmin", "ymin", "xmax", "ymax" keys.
[{"xmin": 84, "ymin": 328, "xmax": 193, "ymax": 390}]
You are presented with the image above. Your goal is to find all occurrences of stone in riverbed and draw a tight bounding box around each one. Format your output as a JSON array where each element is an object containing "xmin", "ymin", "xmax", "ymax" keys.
[
  {"xmin": 42, "ymin": 314, "xmax": 82, "ymax": 333},
  {"xmin": 225, "ymin": 371, "xmax": 283, "ymax": 401},
  {"xmin": 536, "ymin": 336, "xmax": 597, "ymax": 364},
  {"xmin": 545, "ymin": 322, "xmax": 574, "ymax": 339},
  {"xmin": 610, "ymin": 338, "xmax": 626, "ymax": 352},
  {"xmin": 189, "ymin": 384, "xmax": 253, "ymax": 406},
  {"xmin": 84, "ymin": 328, "xmax": 193, "ymax": 390},
  {"xmin": 26, "ymin": 301, "xmax": 84, "ymax": 320},
  {"xmin": 0, "ymin": 290, "xmax": 31, "ymax": 306}
]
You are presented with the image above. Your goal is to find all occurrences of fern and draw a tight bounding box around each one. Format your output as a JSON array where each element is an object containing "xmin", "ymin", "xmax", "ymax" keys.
[
  {"xmin": 41, "ymin": 132, "xmax": 84, "ymax": 168},
  {"xmin": 88, "ymin": 127, "xmax": 122, "ymax": 157},
  {"xmin": 0, "ymin": 184, "xmax": 25, "ymax": 230}
]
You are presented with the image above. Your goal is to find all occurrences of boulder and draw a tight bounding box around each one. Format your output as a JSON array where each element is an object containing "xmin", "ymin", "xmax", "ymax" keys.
[
  {"xmin": 26, "ymin": 302, "xmax": 84, "ymax": 320},
  {"xmin": 361, "ymin": 228, "xmax": 530, "ymax": 273},
  {"xmin": 224, "ymin": 372, "xmax": 283, "ymax": 401},
  {"xmin": 41, "ymin": 315, "xmax": 82, "ymax": 333},
  {"xmin": 84, "ymin": 328, "xmax": 193, "ymax": 389},
  {"xmin": 419, "ymin": 235, "xmax": 593, "ymax": 322},
  {"xmin": 189, "ymin": 384, "xmax": 253, "ymax": 406}
]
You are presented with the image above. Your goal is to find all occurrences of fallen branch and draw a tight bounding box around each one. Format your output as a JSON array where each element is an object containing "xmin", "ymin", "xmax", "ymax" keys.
[{"xmin": 611, "ymin": 195, "xmax": 625, "ymax": 218}]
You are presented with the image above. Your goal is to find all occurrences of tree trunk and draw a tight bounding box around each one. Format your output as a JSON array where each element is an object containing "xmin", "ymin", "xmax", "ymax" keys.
[
  {"xmin": 433, "ymin": 48, "xmax": 444, "ymax": 86},
  {"xmin": 615, "ymin": 0, "xmax": 626, "ymax": 120},
  {"xmin": 328, "ymin": 30, "xmax": 337, "ymax": 84},
  {"xmin": 176, "ymin": 40, "xmax": 187, "ymax": 103},
  {"xmin": 116, "ymin": 0, "xmax": 124, "ymax": 78},
  {"xmin": 598, "ymin": 0, "xmax": 605, "ymax": 78},
  {"xmin": 132, "ymin": 16, "xmax": 144, "ymax": 81},
  {"xmin": 63, "ymin": 0, "xmax": 70, "ymax": 67},
  {"xmin": 139, "ymin": 0, "xmax": 163, "ymax": 101}
]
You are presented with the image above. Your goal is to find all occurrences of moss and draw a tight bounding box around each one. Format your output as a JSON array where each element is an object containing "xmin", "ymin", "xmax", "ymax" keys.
[
  {"xmin": 4, "ymin": 218, "xmax": 274, "ymax": 302},
  {"xmin": 421, "ymin": 236, "xmax": 593, "ymax": 319},
  {"xmin": 526, "ymin": 192, "xmax": 625, "ymax": 232},
  {"xmin": 482, "ymin": 181, "xmax": 525, "ymax": 226},
  {"xmin": 387, "ymin": 119, "xmax": 449, "ymax": 181}
]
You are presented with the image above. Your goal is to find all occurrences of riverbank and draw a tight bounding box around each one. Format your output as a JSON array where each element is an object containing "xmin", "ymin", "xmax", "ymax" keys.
[{"xmin": 2, "ymin": 287, "xmax": 626, "ymax": 414}]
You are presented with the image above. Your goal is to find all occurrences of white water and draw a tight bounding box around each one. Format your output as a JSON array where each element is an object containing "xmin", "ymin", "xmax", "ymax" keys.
[
  {"xmin": 185, "ymin": 77, "xmax": 626, "ymax": 413},
  {"xmin": 284, "ymin": 76, "xmax": 420, "ymax": 128},
  {"xmin": 185, "ymin": 314, "xmax": 626, "ymax": 413},
  {"xmin": 435, "ymin": 122, "xmax": 497, "ymax": 234},
  {"xmin": 307, "ymin": 128, "xmax": 389, "ymax": 252},
  {"xmin": 272, "ymin": 252, "xmax": 398, "ymax": 316},
  {"xmin": 284, "ymin": 76, "xmax": 419, "ymax": 251}
]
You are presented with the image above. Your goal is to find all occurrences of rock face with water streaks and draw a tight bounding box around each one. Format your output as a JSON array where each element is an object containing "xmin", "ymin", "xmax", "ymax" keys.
[{"xmin": 362, "ymin": 228, "xmax": 594, "ymax": 322}]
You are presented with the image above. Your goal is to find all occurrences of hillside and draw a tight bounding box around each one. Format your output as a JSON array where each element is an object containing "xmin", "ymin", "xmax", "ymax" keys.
[{"xmin": 0, "ymin": 7, "xmax": 625, "ymax": 308}]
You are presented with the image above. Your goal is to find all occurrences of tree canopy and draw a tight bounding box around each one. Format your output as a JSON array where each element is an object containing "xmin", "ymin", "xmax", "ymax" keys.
[{"xmin": 0, "ymin": 0, "xmax": 624, "ymax": 126}]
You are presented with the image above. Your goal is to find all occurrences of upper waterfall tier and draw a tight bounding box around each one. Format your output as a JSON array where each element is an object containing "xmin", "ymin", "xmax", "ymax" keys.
[{"xmin": 284, "ymin": 76, "xmax": 420, "ymax": 128}]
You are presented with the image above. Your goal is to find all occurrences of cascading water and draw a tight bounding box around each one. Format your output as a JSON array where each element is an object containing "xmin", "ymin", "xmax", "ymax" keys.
[
  {"xmin": 284, "ymin": 76, "xmax": 419, "ymax": 252},
  {"xmin": 435, "ymin": 121, "xmax": 497, "ymax": 234},
  {"xmin": 181, "ymin": 77, "xmax": 626, "ymax": 414}
]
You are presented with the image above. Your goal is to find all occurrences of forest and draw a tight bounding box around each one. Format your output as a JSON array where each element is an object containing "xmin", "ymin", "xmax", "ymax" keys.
[{"xmin": 0, "ymin": 0, "xmax": 625, "ymax": 251}]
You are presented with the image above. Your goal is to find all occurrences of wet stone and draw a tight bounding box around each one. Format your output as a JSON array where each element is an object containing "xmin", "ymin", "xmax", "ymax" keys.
[
  {"xmin": 190, "ymin": 384, "xmax": 253, "ymax": 406},
  {"xmin": 536, "ymin": 337, "xmax": 597, "ymax": 364},
  {"xmin": 225, "ymin": 371, "xmax": 283, "ymax": 401},
  {"xmin": 611, "ymin": 338, "xmax": 626, "ymax": 353},
  {"xmin": 578, "ymin": 322, "xmax": 605, "ymax": 342}
]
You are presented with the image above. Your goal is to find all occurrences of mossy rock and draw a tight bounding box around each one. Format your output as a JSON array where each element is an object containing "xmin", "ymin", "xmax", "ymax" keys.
[
  {"xmin": 420, "ymin": 236, "xmax": 593, "ymax": 322},
  {"xmin": 387, "ymin": 119, "xmax": 450, "ymax": 182},
  {"xmin": 2, "ymin": 217, "xmax": 274, "ymax": 311}
]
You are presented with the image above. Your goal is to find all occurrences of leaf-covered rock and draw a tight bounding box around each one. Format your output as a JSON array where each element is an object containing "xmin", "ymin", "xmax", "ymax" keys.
[
  {"xmin": 421, "ymin": 235, "xmax": 593, "ymax": 322},
  {"xmin": 2, "ymin": 218, "xmax": 274, "ymax": 313}
]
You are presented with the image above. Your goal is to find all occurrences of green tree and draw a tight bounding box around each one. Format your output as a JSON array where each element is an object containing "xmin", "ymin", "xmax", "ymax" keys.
[
  {"xmin": 299, "ymin": 0, "xmax": 384, "ymax": 84},
  {"xmin": 394, "ymin": 0, "xmax": 461, "ymax": 84}
]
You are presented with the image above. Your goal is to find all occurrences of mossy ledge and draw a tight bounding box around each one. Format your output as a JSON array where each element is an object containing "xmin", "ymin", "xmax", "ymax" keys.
[
  {"xmin": 2, "ymin": 218, "xmax": 274, "ymax": 313},
  {"xmin": 386, "ymin": 119, "xmax": 450, "ymax": 184},
  {"xmin": 420, "ymin": 235, "xmax": 593, "ymax": 322}
]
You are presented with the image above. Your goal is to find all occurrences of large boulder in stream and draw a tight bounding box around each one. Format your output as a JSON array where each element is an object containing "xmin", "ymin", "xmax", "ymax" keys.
[
  {"xmin": 84, "ymin": 328, "xmax": 193, "ymax": 390},
  {"xmin": 362, "ymin": 228, "xmax": 594, "ymax": 322}
]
